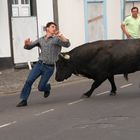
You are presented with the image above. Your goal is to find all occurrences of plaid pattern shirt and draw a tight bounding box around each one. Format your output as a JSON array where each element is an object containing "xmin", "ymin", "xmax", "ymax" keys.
[{"xmin": 24, "ymin": 36, "xmax": 70, "ymax": 64}]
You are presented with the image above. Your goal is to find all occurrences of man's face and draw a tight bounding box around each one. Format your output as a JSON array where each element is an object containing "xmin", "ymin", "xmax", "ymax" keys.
[
  {"xmin": 131, "ymin": 9, "xmax": 139, "ymax": 18},
  {"xmin": 46, "ymin": 24, "xmax": 57, "ymax": 35}
]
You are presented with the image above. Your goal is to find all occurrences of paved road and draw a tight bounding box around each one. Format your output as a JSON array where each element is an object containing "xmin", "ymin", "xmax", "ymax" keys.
[{"xmin": 0, "ymin": 72, "xmax": 140, "ymax": 140}]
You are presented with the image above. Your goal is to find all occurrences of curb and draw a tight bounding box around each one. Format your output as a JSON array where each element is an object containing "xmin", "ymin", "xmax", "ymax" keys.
[{"xmin": 0, "ymin": 68, "xmax": 88, "ymax": 96}]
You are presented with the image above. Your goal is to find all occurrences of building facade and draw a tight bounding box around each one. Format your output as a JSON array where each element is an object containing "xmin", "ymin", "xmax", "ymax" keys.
[{"xmin": 0, "ymin": 0, "xmax": 139, "ymax": 69}]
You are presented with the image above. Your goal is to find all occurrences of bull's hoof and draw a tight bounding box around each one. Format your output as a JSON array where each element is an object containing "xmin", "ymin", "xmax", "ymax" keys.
[
  {"xmin": 81, "ymin": 94, "xmax": 90, "ymax": 98},
  {"xmin": 109, "ymin": 91, "xmax": 116, "ymax": 96}
]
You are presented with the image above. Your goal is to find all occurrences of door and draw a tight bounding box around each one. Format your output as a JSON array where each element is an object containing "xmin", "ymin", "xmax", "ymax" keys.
[
  {"xmin": 85, "ymin": 1, "xmax": 105, "ymax": 42},
  {"xmin": 12, "ymin": 17, "xmax": 39, "ymax": 64},
  {"xmin": 11, "ymin": 0, "xmax": 39, "ymax": 64}
]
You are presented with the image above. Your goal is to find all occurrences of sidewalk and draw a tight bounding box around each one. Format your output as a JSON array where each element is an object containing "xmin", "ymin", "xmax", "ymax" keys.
[{"xmin": 0, "ymin": 68, "xmax": 85, "ymax": 95}]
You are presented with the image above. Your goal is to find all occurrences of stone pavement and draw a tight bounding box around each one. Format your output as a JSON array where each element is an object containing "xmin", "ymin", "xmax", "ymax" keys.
[{"xmin": 0, "ymin": 68, "xmax": 86, "ymax": 96}]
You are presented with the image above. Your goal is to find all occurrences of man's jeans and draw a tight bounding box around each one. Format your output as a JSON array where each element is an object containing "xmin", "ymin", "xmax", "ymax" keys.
[{"xmin": 20, "ymin": 61, "xmax": 54, "ymax": 101}]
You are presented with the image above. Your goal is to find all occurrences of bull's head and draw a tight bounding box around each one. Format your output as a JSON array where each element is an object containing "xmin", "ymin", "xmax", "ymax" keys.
[{"xmin": 55, "ymin": 53, "xmax": 73, "ymax": 81}]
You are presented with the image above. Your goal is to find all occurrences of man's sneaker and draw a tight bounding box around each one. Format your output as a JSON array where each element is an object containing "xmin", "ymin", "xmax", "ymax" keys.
[
  {"xmin": 16, "ymin": 100, "xmax": 27, "ymax": 107},
  {"xmin": 44, "ymin": 84, "xmax": 51, "ymax": 98}
]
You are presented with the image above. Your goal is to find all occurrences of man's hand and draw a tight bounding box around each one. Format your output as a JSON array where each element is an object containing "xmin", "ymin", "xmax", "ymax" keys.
[
  {"xmin": 55, "ymin": 30, "xmax": 62, "ymax": 37},
  {"xmin": 24, "ymin": 38, "xmax": 32, "ymax": 49},
  {"xmin": 24, "ymin": 38, "xmax": 32, "ymax": 46},
  {"xmin": 55, "ymin": 30, "xmax": 69, "ymax": 42},
  {"xmin": 126, "ymin": 33, "xmax": 132, "ymax": 39}
]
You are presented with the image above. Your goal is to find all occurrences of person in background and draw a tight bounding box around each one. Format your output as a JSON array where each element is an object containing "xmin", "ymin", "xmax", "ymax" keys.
[
  {"xmin": 16, "ymin": 22, "xmax": 70, "ymax": 107},
  {"xmin": 121, "ymin": 6, "xmax": 140, "ymax": 39}
]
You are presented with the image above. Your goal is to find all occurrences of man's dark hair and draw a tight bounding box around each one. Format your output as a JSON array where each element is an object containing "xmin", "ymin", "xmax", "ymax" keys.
[
  {"xmin": 46, "ymin": 22, "xmax": 57, "ymax": 28},
  {"xmin": 131, "ymin": 7, "xmax": 139, "ymax": 12}
]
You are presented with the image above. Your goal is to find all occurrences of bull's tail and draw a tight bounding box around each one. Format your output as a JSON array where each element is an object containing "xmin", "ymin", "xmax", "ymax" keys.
[{"xmin": 124, "ymin": 73, "xmax": 128, "ymax": 81}]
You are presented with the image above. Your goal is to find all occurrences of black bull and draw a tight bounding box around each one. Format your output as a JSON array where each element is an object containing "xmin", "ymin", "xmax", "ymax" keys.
[{"xmin": 55, "ymin": 39, "xmax": 140, "ymax": 98}]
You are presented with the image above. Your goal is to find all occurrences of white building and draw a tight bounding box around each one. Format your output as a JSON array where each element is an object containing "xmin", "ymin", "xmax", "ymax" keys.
[{"xmin": 0, "ymin": 0, "xmax": 139, "ymax": 69}]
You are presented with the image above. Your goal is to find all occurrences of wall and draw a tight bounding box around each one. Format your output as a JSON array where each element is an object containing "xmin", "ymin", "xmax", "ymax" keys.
[
  {"xmin": 57, "ymin": 0, "xmax": 85, "ymax": 52},
  {"xmin": 106, "ymin": 0, "xmax": 122, "ymax": 39},
  {"xmin": 36, "ymin": 0, "xmax": 54, "ymax": 37},
  {"xmin": 57, "ymin": 0, "xmax": 123, "ymax": 52},
  {"xmin": 0, "ymin": 0, "xmax": 11, "ymax": 57}
]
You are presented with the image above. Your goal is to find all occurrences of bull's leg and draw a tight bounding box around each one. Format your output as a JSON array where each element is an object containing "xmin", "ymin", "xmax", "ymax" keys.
[
  {"xmin": 107, "ymin": 75, "xmax": 117, "ymax": 96},
  {"xmin": 81, "ymin": 78, "xmax": 106, "ymax": 98}
]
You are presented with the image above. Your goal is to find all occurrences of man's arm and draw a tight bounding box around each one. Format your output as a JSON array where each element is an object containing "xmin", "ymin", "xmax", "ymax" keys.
[
  {"xmin": 55, "ymin": 31, "xmax": 70, "ymax": 47},
  {"xmin": 57, "ymin": 33, "xmax": 69, "ymax": 42},
  {"xmin": 121, "ymin": 23, "xmax": 132, "ymax": 39},
  {"xmin": 24, "ymin": 38, "xmax": 40, "ymax": 50}
]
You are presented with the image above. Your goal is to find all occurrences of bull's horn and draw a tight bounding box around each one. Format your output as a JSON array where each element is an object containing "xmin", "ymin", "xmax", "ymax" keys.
[
  {"xmin": 64, "ymin": 54, "xmax": 70, "ymax": 60},
  {"xmin": 60, "ymin": 53, "xmax": 70, "ymax": 60}
]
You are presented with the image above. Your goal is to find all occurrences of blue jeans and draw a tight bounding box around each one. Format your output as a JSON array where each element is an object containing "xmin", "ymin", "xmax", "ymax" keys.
[{"xmin": 20, "ymin": 61, "xmax": 54, "ymax": 101}]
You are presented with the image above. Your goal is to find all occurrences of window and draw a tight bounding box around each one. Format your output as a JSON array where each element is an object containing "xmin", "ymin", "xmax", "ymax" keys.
[
  {"xmin": 12, "ymin": 0, "xmax": 31, "ymax": 17},
  {"xmin": 12, "ymin": 0, "xmax": 18, "ymax": 4},
  {"xmin": 125, "ymin": 0, "xmax": 140, "ymax": 17},
  {"xmin": 21, "ymin": 0, "xmax": 30, "ymax": 4}
]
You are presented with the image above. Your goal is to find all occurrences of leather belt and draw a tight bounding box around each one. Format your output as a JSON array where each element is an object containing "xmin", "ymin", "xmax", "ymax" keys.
[{"xmin": 38, "ymin": 60, "xmax": 54, "ymax": 67}]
